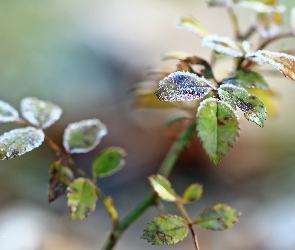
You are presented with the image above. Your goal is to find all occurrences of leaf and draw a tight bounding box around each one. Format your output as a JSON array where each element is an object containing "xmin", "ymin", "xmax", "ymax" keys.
[
  {"xmin": 0, "ymin": 100, "xmax": 19, "ymax": 122},
  {"xmin": 238, "ymin": 1, "xmax": 285, "ymax": 13},
  {"xmin": 202, "ymin": 35, "xmax": 244, "ymax": 57},
  {"xmin": 63, "ymin": 119, "xmax": 107, "ymax": 154},
  {"xmin": 141, "ymin": 215, "xmax": 188, "ymax": 245},
  {"xmin": 254, "ymin": 11, "xmax": 283, "ymax": 38},
  {"xmin": 246, "ymin": 50, "xmax": 295, "ymax": 81},
  {"xmin": 182, "ymin": 183, "xmax": 203, "ymax": 203},
  {"xmin": 177, "ymin": 14, "xmax": 209, "ymax": 37},
  {"xmin": 148, "ymin": 174, "xmax": 177, "ymax": 202},
  {"xmin": 67, "ymin": 178, "xmax": 98, "ymax": 220},
  {"xmin": 218, "ymin": 83, "xmax": 267, "ymax": 127},
  {"xmin": 0, "ymin": 127, "xmax": 44, "ymax": 160},
  {"xmin": 222, "ymin": 70, "xmax": 270, "ymax": 90},
  {"xmin": 20, "ymin": 97, "xmax": 62, "ymax": 129},
  {"xmin": 196, "ymin": 98, "xmax": 240, "ymax": 165},
  {"xmin": 195, "ymin": 203, "xmax": 241, "ymax": 230},
  {"xmin": 92, "ymin": 147, "xmax": 126, "ymax": 178},
  {"xmin": 155, "ymin": 71, "xmax": 215, "ymax": 102},
  {"xmin": 205, "ymin": 0, "xmax": 232, "ymax": 7},
  {"xmin": 48, "ymin": 159, "xmax": 74, "ymax": 203}
]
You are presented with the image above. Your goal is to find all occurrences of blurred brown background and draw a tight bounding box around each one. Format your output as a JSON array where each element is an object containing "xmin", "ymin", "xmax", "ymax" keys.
[{"xmin": 1, "ymin": 0, "xmax": 295, "ymax": 249}]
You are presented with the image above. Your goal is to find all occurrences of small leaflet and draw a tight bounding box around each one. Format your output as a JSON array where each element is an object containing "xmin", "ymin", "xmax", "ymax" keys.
[
  {"xmin": 20, "ymin": 97, "xmax": 62, "ymax": 129},
  {"xmin": 196, "ymin": 98, "xmax": 240, "ymax": 165},
  {"xmin": 177, "ymin": 14, "xmax": 209, "ymax": 37},
  {"xmin": 202, "ymin": 35, "xmax": 244, "ymax": 57},
  {"xmin": 148, "ymin": 174, "xmax": 177, "ymax": 202},
  {"xmin": 63, "ymin": 119, "xmax": 107, "ymax": 154},
  {"xmin": 246, "ymin": 50, "xmax": 295, "ymax": 81},
  {"xmin": 182, "ymin": 183, "xmax": 203, "ymax": 203},
  {"xmin": 222, "ymin": 70, "xmax": 270, "ymax": 90},
  {"xmin": 141, "ymin": 215, "xmax": 188, "ymax": 245},
  {"xmin": 254, "ymin": 11, "xmax": 282, "ymax": 38},
  {"xmin": 155, "ymin": 71, "xmax": 215, "ymax": 102},
  {"xmin": 218, "ymin": 84, "xmax": 267, "ymax": 127},
  {"xmin": 67, "ymin": 178, "xmax": 98, "ymax": 220},
  {"xmin": 195, "ymin": 203, "xmax": 241, "ymax": 230},
  {"xmin": 0, "ymin": 127, "xmax": 44, "ymax": 160},
  {"xmin": 92, "ymin": 147, "xmax": 126, "ymax": 178},
  {"xmin": 0, "ymin": 100, "xmax": 19, "ymax": 122},
  {"xmin": 292, "ymin": 7, "xmax": 295, "ymax": 34},
  {"xmin": 48, "ymin": 159, "xmax": 74, "ymax": 203}
]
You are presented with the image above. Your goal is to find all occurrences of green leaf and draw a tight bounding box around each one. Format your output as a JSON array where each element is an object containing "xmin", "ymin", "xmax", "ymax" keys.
[
  {"xmin": 20, "ymin": 97, "xmax": 62, "ymax": 129},
  {"xmin": 177, "ymin": 14, "xmax": 209, "ymax": 37},
  {"xmin": 0, "ymin": 100, "xmax": 19, "ymax": 122},
  {"xmin": 155, "ymin": 71, "xmax": 215, "ymax": 102},
  {"xmin": 182, "ymin": 183, "xmax": 203, "ymax": 203},
  {"xmin": 0, "ymin": 127, "xmax": 44, "ymax": 160},
  {"xmin": 141, "ymin": 215, "xmax": 188, "ymax": 245},
  {"xmin": 48, "ymin": 159, "xmax": 74, "ymax": 203},
  {"xmin": 222, "ymin": 70, "xmax": 270, "ymax": 90},
  {"xmin": 246, "ymin": 50, "xmax": 295, "ymax": 81},
  {"xmin": 63, "ymin": 119, "xmax": 107, "ymax": 154},
  {"xmin": 202, "ymin": 35, "xmax": 245, "ymax": 57},
  {"xmin": 195, "ymin": 203, "xmax": 241, "ymax": 230},
  {"xmin": 67, "ymin": 178, "xmax": 98, "ymax": 220},
  {"xmin": 92, "ymin": 147, "xmax": 126, "ymax": 178},
  {"xmin": 218, "ymin": 84, "xmax": 267, "ymax": 127},
  {"xmin": 148, "ymin": 174, "xmax": 177, "ymax": 202},
  {"xmin": 197, "ymin": 98, "xmax": 240, "ymax": 165}
]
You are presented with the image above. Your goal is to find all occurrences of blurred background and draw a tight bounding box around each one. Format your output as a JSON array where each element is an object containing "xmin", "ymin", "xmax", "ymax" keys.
[{"xmin": 1, "ymin": 0, "xmax": 295, "ymax": 249}]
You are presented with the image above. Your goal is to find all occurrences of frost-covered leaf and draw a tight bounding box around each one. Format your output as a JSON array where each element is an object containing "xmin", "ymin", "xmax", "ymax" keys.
[
  {"xmin": 182, "ymin": 183, "xmax": 203, "ymax": 203},
  {"xmin": 254, "ymin": 11, "xmax": 283, "ymax": 38},
  {"xmin": 92, "ymin": 147, "xmax": 126, "ymax": 178},
  {"xmin": 291, "ymin": 7, "xmax": 295, "ymax": 34},
  {"xmin": 48, "ymin": 159, "xmax": 74, "ymax": 202},
  {"xmin": 141, "ymin": 215, "xmax": 188, "ymax": 245},
  {"xmin": 196, "ymin": 98, "xmax": 239, "ymax": 165},
  {"xmin": 63, "ymin": 119, "xmax": 107, "ymax": 154},
  {"xmin": 238, "ymin": 1, "xmax": 285, "ymax": 13},
  {"xmin": 162, "ymin": 51, "xmax": 193, "ymax": 61},
  {"xmin": 155, "ymin": 71, "xmax": 215, "ymax": 102},
  {"xmin": 206, "ymin": 0, "xmax": 233, "ymax": 7},
  {"xmin": 195, "ymin": 203, "xmax": 241, "ymax": 230},
  {"xmin": 0, "ymin": 100, "xmax": 19, "ymax": 122},
  {"xmin": 202, "ymin": 35, "xmax": 244, "ymax": 57},
  {"xmin": 222, "ymin": 70, "xmax": 269, "ymax": 90},
  {"xmin": 246, "ymin": 50, "xmax": 295, "ymax": 81},
  {"xmin": 148, "ymin": 174, "xmax": 177, "ymax": 202},
  {"xmin": 20, "ymin": 97, "xmax": 62, "ymax": 129},
  {"xmin": 67, "ymin": 178, "xmax": 97, "ymax": 220},
  {"xmin": 219, "ymin": 84, "xmax": 266, "ymax": 127},
  {"xmin": 177, "ymin": 14, "xmax": 209, "ymax": 37},
  {"xmin": 0, "ymin": 127, "xmax": 44, "ymax": 160}
]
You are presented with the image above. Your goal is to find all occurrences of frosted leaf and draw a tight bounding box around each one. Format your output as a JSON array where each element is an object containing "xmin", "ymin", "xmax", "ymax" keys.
[
  {"xmin": 246, "ymin": 50, "xmax": 295, "ymax": 81},
  {"xmin": 20, "ymin": 97, "xmax": 62, "ymax": 129},
  {"xmin": 63, "ymin": 119, "xmax": 107, "ymax": 154},
  {"xmin": 291, "ymin": 7, "xmax": 295, "ymax": 34},
  {"xmin": 218, "ymin": 83, "xmax": 266, "ymax": 127},
  {"xmin": 177, "ymin": 14, "xmax": 209, "ymax": 37},
  {"xmin": 0, "ymin": 127, "xmax": 44, "ymax": 160},
  {"xmin": 0, "ymin": 100, "xmax": 19, "ymax": 122},
  {"xmin": 206, "ymin": 0, "xmax": 234, "ymax": 7},
  {"xmin": 162, "ymin": 51, "xmax": 192, "ymax": 61},
  {"xmin": 238, "ymin": 2, "xmax": 285, "ymax": 13},
  {"xmin": 155, "ymin": 71, "xmax": 215, "ymax": 102},
  {"xmin": 254, "ymin": 11, "xmax": 282, "ymax": 38},
  {"xmin": 202, "ymin": 35, "xmax": 244, "ymax": 57}
]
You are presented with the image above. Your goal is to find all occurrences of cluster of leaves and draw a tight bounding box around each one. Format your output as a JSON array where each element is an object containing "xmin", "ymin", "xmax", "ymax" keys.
[
  {"xmin": 0, "ymin": 97, "xmax": 126, "ymax": 220},
  {"xmin": 141, "ymin": 174, "xmax": 241, "ymax": 246},
  {"xmin": 134, "ymin": 0, "xmax": 295, "ymax": 165}
]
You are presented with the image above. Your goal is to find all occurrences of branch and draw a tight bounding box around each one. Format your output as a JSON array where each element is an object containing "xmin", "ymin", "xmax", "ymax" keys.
[{"xmin": 101, "ymin": 121, "xmax": 197, "ymax": 250}]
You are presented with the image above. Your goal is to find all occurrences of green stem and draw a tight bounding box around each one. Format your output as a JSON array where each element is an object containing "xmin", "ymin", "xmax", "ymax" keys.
[{"xmin": 101, "ymin": 121, "xmax": 197, "ymax": 250}]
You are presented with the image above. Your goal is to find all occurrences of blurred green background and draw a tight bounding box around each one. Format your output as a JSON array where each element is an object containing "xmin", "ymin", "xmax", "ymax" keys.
[{"xmin": 1, "ymin": 0, "xmax": 295, "ymax": 249}]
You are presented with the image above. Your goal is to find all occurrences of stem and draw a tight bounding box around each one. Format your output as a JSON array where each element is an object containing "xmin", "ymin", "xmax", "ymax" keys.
[
  {"xmin": 175, "ymin": 197, "xmax": 200, "ymax": 250},
  {"xmin": 101, "ymin": 121, "xmax": 197, "ymax": 250},
  {"xmin": 227, "ymin": 7, "xmax": 240, "ymax": 40}
]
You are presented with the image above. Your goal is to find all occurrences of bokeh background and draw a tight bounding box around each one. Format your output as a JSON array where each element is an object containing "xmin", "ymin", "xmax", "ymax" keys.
[{"xmin": 1, "ymin": 0, "xmax": 295, "ymax": 249}]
